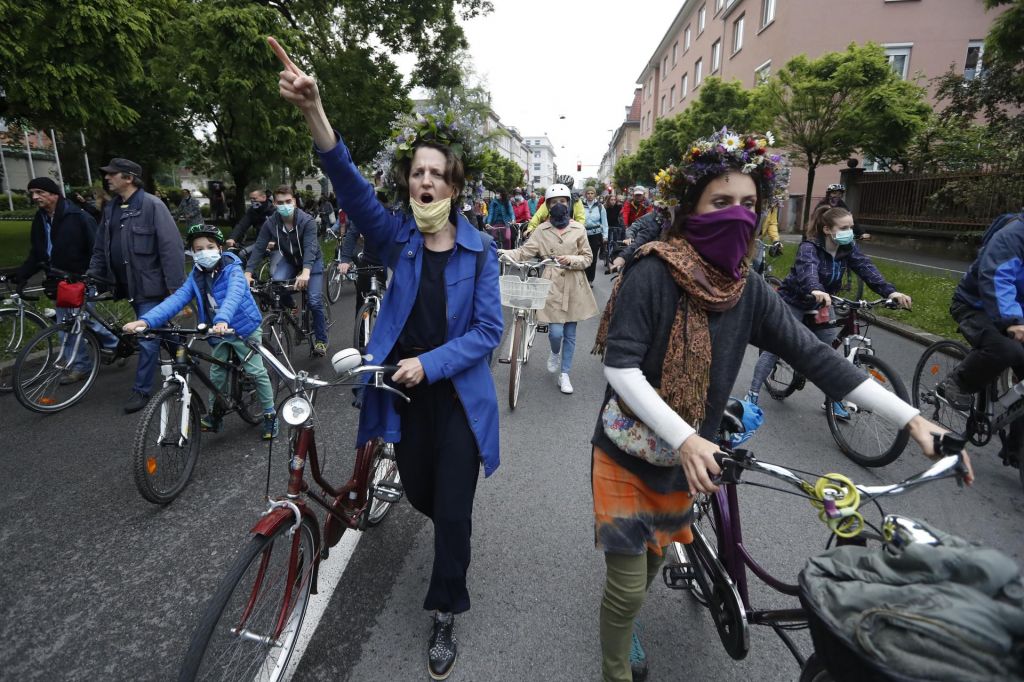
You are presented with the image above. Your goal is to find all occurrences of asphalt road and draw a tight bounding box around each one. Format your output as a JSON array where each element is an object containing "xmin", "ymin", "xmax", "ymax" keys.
[{"xmin": 2, "ymin": 266, "xmax": 1021, "ymax": 682}]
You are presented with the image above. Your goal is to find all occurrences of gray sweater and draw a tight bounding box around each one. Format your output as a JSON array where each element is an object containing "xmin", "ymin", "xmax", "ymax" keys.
[{"xmin": 592, "ymin": 256, "xmax": 866, "ymax": 492}]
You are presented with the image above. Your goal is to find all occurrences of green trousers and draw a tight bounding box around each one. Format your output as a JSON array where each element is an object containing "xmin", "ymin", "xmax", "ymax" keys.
[
  {"xmin": 600, "ymin": 550, "xmax": 665, "ymax": 682},
  {"xmin": 209, "ymin": 329, "xmax": 274, "ymax": 413}
]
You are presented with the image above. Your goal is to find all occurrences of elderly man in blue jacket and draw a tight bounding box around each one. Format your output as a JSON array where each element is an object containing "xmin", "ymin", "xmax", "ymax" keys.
[{"xmin": 87, "ymin": 158, "xmax": 185, "ymax": 413}]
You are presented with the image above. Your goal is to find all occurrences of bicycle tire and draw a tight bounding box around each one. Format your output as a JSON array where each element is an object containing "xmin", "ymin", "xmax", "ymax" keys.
[
  {"xmin": 261, "ymin": 314, "xmax": 292, "ymax": 361},
  {"xmin": 762, "ymin": 354, "xmax": 804, "ymax": 401},
  {"xmin": 235, "ymin": 358, "xmax": 279, "ymax": 425},
  {"xmin": 132, "ymin": 383, "xmax": 202, "ymax": 505},
  {"xmin": 353, "ymin": 301, "xmax": 376, "ymax": 352},
  {"xmin": 364, "ymin": 441, "xmax": 400, "ymax": 526},
  {"xmin": 798, "ymin": 654, "xmax": 834, "ymax": 682},
  {"xmin": 255, "ymin": 260, "xmax": 271, "ymax": 285},
  {"xmin": 326, "ymin": 267, "xmax": 343, "ymax": 304},
  {"xmin": 0, "ymin": 307, "xmax": 50, "ymax": 393},
  {"xmin": 178, "ymin": 517, "xmax": 317, "ymax": 682},
  {"xmin": 13, "ymin": 323, "xmax": 100, "ymax": 413},
  {"xmin": 508, "ymin": 315, "xmax": 525, "ymax": 410},
  {"xmin": 764, "ymin": 275, "xmax": 783, "ymax": 292},
  {"xmin": 911, "ymin": 339, "xmax": 970, "ymax": 435},
  {"xmin": 826, "ymin": 353, "xmax": 910, "ymax": 467}
]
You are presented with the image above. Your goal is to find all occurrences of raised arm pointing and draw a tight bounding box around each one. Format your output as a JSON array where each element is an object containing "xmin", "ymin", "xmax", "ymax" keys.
[{"xmin": 267, "ymin": 36, "xmax": 336, "ymax": 151}]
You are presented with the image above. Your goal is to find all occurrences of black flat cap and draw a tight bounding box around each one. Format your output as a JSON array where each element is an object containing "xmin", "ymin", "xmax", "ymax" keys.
[{"xmin": 100, "ymin": 158, "xmax": 143, "ymax": 177}]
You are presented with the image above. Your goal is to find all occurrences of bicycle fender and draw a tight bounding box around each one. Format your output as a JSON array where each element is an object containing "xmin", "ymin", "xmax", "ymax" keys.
[{"xmin": 252, "ymin": 505, "xmax": 322, "ymax": 594}]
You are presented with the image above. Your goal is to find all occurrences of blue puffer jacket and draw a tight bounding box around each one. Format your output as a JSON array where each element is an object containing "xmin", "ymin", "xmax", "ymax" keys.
[
  {"xmin": 318, "ymin": 135, "xmax": 504, "ymax": 476},
  {"xmin": 777, "ymin": 238, "xmax": 895, "ymax": 307},
  {"xmin": 140, "ymin": 252, "xmax": 262, "ymax": 339},
  {"xmin": 486, "ymin": 197, "xmax": 514, "ymax": 225},
  {"xmin": 953, "ymin": 214, "xmax": 1024, "ymax": 330}
]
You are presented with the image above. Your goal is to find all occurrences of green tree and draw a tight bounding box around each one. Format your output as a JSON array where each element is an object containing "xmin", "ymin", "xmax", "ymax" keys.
[
  {"xmin": 984, "ymin": 0, "xmax": 1024, "ymax": 67},
  {"xmin": 756, "ymin": 43, "xmax": 930, "ymax": 224},
  {"xmin": 479, "ymin": 149, "xmax": 524, "ymax": 194}
]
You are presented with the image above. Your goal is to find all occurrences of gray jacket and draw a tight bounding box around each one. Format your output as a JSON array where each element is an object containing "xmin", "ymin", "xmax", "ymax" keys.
[
  {"xmin": 89, "ymin": 190, "xmax": 185, "ymax": 300},
  {"xmin": 246, "ymin": 209, "xmax": 322, "ymax": 274},
  {"xmin": 620, "ymin": 211, "xmax": 666, "ymax": 264}
]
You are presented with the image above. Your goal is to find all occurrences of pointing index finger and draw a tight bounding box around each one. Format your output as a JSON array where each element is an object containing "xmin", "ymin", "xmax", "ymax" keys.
[{"xmin": 267, "ymin": 36, "xmax": 301, "ymax": 75}]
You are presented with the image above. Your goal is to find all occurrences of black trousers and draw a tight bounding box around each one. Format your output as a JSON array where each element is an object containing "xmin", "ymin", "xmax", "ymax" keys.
[
  {"xmin": 585, "ymin": 232, "xmax": 604, "ymax": 283},
  {"xmin": 951, "ymin": 301, "xmax": 1024, "ymax": 392},
  {"xmin": 395, "ymin": 378, "xmax": 481, "ymax": 614}
]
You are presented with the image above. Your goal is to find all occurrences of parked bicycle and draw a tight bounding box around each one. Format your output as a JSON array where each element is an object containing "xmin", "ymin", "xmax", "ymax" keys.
[
  {"xmin": 0, "ymin": 273, "xmax": 54, "ymax": 392},
  {"xmin": 178, "ymin": 348, "xmax": 405, "ymax": 681},
  {"xmin": 663, "ymin": 409, "xmax": 970, "ymax": 680},
  {"xmin": 760, "ymin": 295, "xmax": 910, "ymax": 467},
  {"xmin": 131, "ymin": 325, "xmax": 282, "ymax": 505},
  {"xmin": 912, "ymin": 340, "xmax": 1024, "ymax": 491},
  {"xmin": 497, "ymin": 255, "xmax": 565, "ymax": 410},
  {"xmin": 251, "ymin": 279, "xmax": 333, "ymax": 360},
  {"xmin": 352, "ymin": 262, "xmax": 386, "ymax": 353},
  {"xmin": 12, "ymin": 272, "xmax": 138, "ymax": 413}
]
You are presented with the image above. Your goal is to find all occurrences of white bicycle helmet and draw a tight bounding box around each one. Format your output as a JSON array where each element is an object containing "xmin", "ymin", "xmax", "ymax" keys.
[
  {"xmin": 545, "ymin": 183, "xmax": 572, "ymax": 203},
  {"xmin": 632, "ymin": 185, "xmax": 646, "ymax": 196}
]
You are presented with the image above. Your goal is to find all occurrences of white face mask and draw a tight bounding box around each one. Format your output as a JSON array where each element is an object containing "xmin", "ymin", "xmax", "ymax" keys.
[{"xmin": 193, "ymin": 248, "xmax": 221, "ymax": 269}]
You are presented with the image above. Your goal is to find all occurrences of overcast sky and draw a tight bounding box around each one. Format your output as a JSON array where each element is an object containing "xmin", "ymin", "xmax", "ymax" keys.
[{"xmin": 397, "ymin": 0, "xmax": 682, "ymax": 184}]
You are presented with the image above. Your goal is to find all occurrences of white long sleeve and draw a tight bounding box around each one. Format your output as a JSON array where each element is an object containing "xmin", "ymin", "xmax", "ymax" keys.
[
  {"xmin": 604, "ymin": 366, "xmax": 697, "ymax": 449},
  {"xmin": 844, "ymin": 378, "xmax": 920, "ymax": 427}
]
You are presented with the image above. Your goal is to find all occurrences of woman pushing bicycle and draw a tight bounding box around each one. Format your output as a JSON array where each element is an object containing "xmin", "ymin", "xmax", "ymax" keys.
[
  {"xmin": 746, "ymin": 204, "xmax": 911, "ymax": 414},
  {"xmin": 589, "ymin": 128, "xmax": 969, "ymax": 682},
  {"xmin": 270, "ymin": 37, "xmax": 502, "ymax": 681}
]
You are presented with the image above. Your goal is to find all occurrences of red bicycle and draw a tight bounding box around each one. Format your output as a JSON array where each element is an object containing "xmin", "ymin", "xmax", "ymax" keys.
[{"xmin": 178, "ymin": 347, "xmax": 407, "ymax": 681}]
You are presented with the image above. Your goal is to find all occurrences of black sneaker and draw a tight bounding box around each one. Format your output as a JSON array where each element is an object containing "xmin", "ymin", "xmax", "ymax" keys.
[
  {"xmin": 124, "ymin": 390, "xmax": 150, "ymax": 414},
  {"xmin": 937, "ymin": 378, "xmax": 973, "ymax": 412},
  {"xmin": 428, "ymin": 614, "xmax": 457, "ymax": 680}
]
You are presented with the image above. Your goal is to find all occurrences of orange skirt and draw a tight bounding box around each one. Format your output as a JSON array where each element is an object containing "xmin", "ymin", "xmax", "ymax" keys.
[{"xmin": 592, "ymin": 446, "xmax": 694, "ymax": 556}]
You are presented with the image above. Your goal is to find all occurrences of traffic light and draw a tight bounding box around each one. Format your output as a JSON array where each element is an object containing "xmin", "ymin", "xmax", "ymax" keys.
[{"xmin": 576, "ymin": 161, "xmax": 582, "ymax": 172}]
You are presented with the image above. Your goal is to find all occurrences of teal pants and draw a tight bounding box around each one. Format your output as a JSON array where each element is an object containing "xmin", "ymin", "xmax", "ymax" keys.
[
  {"xmin": 209, "ymin": 329, "xmax": 274, "ymax": 413},
  {"xmin": 600, "ymin": 550, "xmax": 665, "ymax": 682}
]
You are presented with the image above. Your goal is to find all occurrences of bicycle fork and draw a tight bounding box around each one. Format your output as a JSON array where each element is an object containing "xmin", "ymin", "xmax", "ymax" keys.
[{"xmin": 158, "ymin": 365, "xmax": 193, "ymax": 446}]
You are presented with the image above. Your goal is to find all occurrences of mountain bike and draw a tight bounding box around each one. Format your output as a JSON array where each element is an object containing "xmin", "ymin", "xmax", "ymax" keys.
[
  {"xmin": 760, "ymin": 295, "xmax": 910, "ymax": 467},
  {"xmin": 131, "ymin": 325, "xmax": 282, "ymax": 505},
  {"xmin": 178, "ymin": 348, "xmax": 406, "ymax": 681},
  {"xmin": 663, "ymin": 413, "xmax": 970, "ymax": 680},
  {"xmin": 497, "ymin": 255, "xmax": 565, "ymax": 410},
  {"xmin": 251, "ymin": 279, "xmax": 333, "ymax": 360},
  {"xmin": 353, "ymin": 262, "xmax": 386, "ymax": 353},
  {"xmin": 0, "ymin": 273, "xmax": 54, "ymax": 392},
  {"xmin": 912, "ymin": 340, "xmax": 1024, "ymax": 492}
]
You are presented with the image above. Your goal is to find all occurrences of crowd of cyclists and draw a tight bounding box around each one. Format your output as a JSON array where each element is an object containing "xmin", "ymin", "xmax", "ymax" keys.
[{"xmin": 4, "ymin": 33, "xmax": 1022, "ymax": 682}]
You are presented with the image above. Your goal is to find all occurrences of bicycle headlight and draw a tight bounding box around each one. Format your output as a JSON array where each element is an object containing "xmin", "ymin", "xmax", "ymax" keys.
[{"xmin": 282, "ymin": 396, "xmax": 313, "ymax": 425}]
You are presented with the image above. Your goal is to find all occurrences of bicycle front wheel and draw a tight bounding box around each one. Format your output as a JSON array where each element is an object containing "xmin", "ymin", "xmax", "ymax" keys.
[
  {"xmin": 827, "ymin": 354, "xmax": 910, "ymax": 467},
  {"xmin": 179, "ymin": 516, "xmax": 317, "ymax": 682},
  {"xmin": 13, "ymin": 323, "xmax": 99, "ymax": 413},
  {"xmin": 326, "ymin": 267, "xmax": 343, "ymax": 304},
  {"xmin": 365, "ymin": 441, "xmax": 400, "ymax": 526},
  {"xmin": 508, "ymin": 315, "xmax": 525, "ymax": 410},
  {"xmin": 133, "ymin": 383, "xmax": 202, "ymax": 505},
  {"xmin": 0, "ymin": 308, "xmax": 50, "ymax": 392},
  {"xmin": 911, "ymin": 339, "xmax": 970, "ymax": 435},
  {"xmin": 353, "ymin": 301, "xmax": 376, "ymax": 352},
  {"xmin": 762, "ymin": 354, "xmax": 804, "ymax": 401}
]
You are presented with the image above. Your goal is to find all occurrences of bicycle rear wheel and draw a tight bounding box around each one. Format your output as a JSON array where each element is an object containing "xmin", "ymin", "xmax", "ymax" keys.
[
  {"xmin": 508, "ymin": 315, "xmax": 525, "ymax": 410},
  {"xmin": 364, "ymin": 441, "xmax": 400, "ymax": 526},
  {"xmin": 133, "ymin": 383, "xmax": 202, "ymax": 505},
  {"xmin": 261, "ymin": 314, "xmax": 292, "ymax": 361},
  {"xmin": 13, "ymin": 323, "xmax": 99, "ymax": 413},
  {"xmin": 911, "ymin": 339, "xmax": 970, "ymax": 435},
  {"xmin": 179, "ymin": 517, "xmax": 317, "ymax": 682},
  {"xmin": 0, "ymin": 308, "xmax": 49, "ymax": 392},
  {"xmin": 353, "ymin": 301, "xmax": 376, "ymax": 353},
  {"xmin": 235, "ymin": 362, "xmax": 279, "ymax": 426},
  {"xmin": 827, "ymin": 353, "xmax": 910, "ymax": 467}
]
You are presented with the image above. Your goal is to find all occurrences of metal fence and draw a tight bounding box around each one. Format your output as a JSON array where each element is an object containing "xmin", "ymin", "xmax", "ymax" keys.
[{"xmin": 855, "ymin": 167, "xmax": 1024, "ymax": 232}]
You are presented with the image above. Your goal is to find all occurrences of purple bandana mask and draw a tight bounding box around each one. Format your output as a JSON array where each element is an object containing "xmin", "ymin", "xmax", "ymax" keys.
[{"xmin": 683, "ymin": 205, "xmax": 758, "ymax": 279}]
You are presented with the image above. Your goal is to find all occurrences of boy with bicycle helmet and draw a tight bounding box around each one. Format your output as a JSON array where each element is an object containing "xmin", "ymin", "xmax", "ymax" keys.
[{"xmin": 122, "ymin": 224, "xmax": 278, "ymax": 440}]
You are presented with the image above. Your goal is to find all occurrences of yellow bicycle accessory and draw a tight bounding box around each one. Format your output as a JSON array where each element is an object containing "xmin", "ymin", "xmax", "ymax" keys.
[{"xmin": 808, "ymin": 473, "xmax": 866, "ymax": 538}]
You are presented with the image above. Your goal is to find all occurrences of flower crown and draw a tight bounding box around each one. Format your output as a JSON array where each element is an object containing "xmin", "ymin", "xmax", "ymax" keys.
[{"xmin": 654, "ymin": 128, "xmax": 789, "ymax": 209}]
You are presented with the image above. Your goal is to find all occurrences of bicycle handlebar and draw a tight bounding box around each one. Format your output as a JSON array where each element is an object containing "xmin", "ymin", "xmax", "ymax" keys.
[{"xmin": 499, "ymin": 255, "xmax": 567, "ymax": 269}]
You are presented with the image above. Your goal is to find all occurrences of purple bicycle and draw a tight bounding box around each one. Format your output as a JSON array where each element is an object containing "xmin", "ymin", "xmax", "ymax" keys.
[{"xmin": 663, "ymin": 404, "xmax": 970, "ymax": 681}]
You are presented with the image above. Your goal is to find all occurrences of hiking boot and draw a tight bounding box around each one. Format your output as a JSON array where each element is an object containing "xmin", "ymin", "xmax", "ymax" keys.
[
  {"xmin": 261, "ymin": 412, "xmax": 279, "ymax": 440},
  {"xmin": 547, "ymin": 351, "xmax": 560, "ymax": 374},
  {"xmin": 428, "ymin": 613, "xmax": 457, "ymax": 680},
  {"xmin": 559, "ymin": 373, "xmax": 574, "ymax": 394},
  {"xmin": 313, "ymin": 340, "xmax": 328, "ymax": 357},
  {"xmin": 124, "ymin": 390, "xmax": 150, "ymax": 414},
  {"xmin": 937, "ymin": 378, "xmax": 973, "ymax": 412},
  {"xmin": 59, "ymin": 369, "xmax": 89, "ymax": 385},
  {"xmin": 200, "ymin": 412, "xmax": 223, "ymax": 433},
  {"xmin": 630, "ymin": 621, "xmax": 649, "ymax": 681}
]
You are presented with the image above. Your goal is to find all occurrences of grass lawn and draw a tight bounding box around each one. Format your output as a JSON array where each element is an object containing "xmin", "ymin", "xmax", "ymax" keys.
[
  {"xmin": 0, "ymin": 221, "xmax": 32, "ymax": 268},
  {"xmin": 764, "ymin": 243, "xmax": 961, "ymax": 340}
]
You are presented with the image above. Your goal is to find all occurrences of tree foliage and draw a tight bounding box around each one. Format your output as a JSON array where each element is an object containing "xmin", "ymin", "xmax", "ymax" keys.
[
  {"xmin": 478, "ymin": 149, "xmax": 524, "ymax": 194},
  {"xmin": 984, "ymin": 0, "xmax": 1024, "ymax": 68}
]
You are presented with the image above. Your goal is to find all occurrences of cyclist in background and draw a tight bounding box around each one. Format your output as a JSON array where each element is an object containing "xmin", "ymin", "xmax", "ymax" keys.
[
  {"xmin": 581, "ymin": 186, "xmax": 608, "ymax": 285},
  {"xmin": 244, "ymin": 184, "xmax": 329, "ymax": 357},
  {"xmin": 746, "ymin": 204, "xmax": 911, "ymax": 411},
  {"xmin": 225, "ymin": 188, "xmax": 275, "ymax": 249},
  {"xmin": 123, "ymin": 224, "xmax": 278, "ymax": 440},
  {"xmin": 338, "ymin": 190, "xmax": 389, "ymax": 317},
  {"xmin": 815, "ymin": 183, "xmax": 871, "ymax": 240},
  {"xmin": 621, "ymin": 186, "xmax": 652, "ymax": 227},
  {"xmin": 485, "ymin": 190, "xmax": 514, "ymax": 249}
]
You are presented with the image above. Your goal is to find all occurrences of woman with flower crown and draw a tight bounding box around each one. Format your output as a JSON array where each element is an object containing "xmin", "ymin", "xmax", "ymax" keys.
[
  {"xmin": 589, "ymin": 128, "xmax": 968, "ymax": 681},
  {"xmin": 271, "ymin": 37, "xmax": 501, "ymax": 680}
]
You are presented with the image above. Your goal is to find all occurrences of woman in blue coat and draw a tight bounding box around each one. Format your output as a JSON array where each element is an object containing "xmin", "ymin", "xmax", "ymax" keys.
[{"xmin": 271, "ymin": 37, "xmax": 502, "ymax": 680}]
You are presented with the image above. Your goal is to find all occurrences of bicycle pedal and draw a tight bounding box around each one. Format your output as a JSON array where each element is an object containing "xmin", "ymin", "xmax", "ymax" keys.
[
  {"xmin": 663, "ymin": 562, "xmax": 696, "ymax": 590},
  {"xmin": 373, "ymin": 482, "xmax": 404, "ymax": 504},
  {"xmin": 536, "ymin": 324, "xmax": 549, "ymax": 334}
]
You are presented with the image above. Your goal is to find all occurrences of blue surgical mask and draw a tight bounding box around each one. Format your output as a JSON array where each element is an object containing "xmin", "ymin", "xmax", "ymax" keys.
[
  {"xmin": 193, "ymin": 248, "xmax": 221, "ymax": 269},
  {"xmin": 276, "ymin": 204, "xmax": 295, "ymax": 219},
  {"xmin": 833, "ymin": 228, "xmax": 855, "ymax": 246}
]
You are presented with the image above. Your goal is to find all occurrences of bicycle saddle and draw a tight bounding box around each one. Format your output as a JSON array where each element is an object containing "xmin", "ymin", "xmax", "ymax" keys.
[{"xmin": 720, "ymin": 398, "xmax": 745, "ymax": 436}]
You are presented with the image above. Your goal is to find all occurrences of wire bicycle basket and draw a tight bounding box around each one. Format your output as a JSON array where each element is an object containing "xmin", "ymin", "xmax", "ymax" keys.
[{"xmin": 498, "ymin": 276, "xmax": 552, "ymax": 310}]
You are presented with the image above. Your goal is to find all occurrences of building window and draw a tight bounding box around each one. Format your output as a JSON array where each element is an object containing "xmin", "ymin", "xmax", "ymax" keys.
[
  {"xmin": 755, "ymin": 60, "xmax": 771, "ymax": 85},
  {"xmin": 672, "ymin": 42, "xmax": 678, "ymax": 66},
  {"xmin": 670, "ymin": 85, "xmax": 676, "ymax": 108},
  {"xmin": 685, "ymin": 25, "xmax": 692, "ymax": 50},
  {"xmin": 660, "ymin": 95, "xmax": 667, "ymax": 115},
  {"xmin": 533, "ymin": 163, "xmax": 541, "ymax": 171},
  {"xmin": 761, "ymin": 0, "xmax": 775, "ymax": 27},
  {"xmin": 662, "ymin": 56, "xmax": 668, "ymax": 79},
  {"xmin": 698, "ymin": 4, "xmax": 706, "ymax": 34},
  {"xmin": 534, "ymin": 151, "xmax": 540, "ymax": 159},
  {"xmin": 732, "ymin": 14, "xmax": 744, "ymax": 53},
  {"xmin": 681, "ymin": 73, "xmax": 689, "ymax": 98},
  {"xmin": 716, "ymin": 0, "xmax": 724, "ymax": 12},
  {"xmin": 965, "ymin": 40, "xmax": 985, "ymax": 80},
  {"xmin": 533, "ymin": 176, "xmax": 540, "ymax": 183},
  {"xmin": 884, "ymin": 44, "xmax": 912, "ymax": 80},
  {"xmin": 695, "ymin": 58, "xmax": 704, "ymax": 85},
  {"xmin": 647, "ymin": 76, "xmax": 653, "ymax": 99},
  {"xmin": 711, "ymin": 40, "xmax": 721, "ymax": 73}
]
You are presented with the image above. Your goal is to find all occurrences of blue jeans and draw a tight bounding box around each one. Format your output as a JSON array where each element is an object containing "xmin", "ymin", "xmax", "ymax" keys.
[
  {"xmin": 133, "ymin": 299, "xmax": 163, "ymax": 396},
  {"xmin": 273, "ymin": 259, "xmax": 327, "ymax": 343},
  {"xmin": 749, "ymin": 301, "xmax": 840, "ymax": 394},
  {"xmin": 548, "ymin": 322, "xmax": 577, "ymax": 374},
  {"xmin": 57, "ymin": 307, "xmax": 119, "ymax": 372}
]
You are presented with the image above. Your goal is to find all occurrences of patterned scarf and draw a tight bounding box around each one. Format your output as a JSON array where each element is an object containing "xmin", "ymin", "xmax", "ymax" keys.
[{"xmin": 593, "ymin": 237, "xmax": 747, "ymax": 426}]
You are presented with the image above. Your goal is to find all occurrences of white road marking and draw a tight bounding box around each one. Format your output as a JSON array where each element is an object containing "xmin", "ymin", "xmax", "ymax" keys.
[{"xmin": 284, "ymin": 528, "xmax": 363, "ymax": 681}]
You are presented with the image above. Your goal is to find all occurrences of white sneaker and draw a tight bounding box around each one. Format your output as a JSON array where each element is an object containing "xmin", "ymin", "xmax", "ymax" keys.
[
  {"xmin": 547, "ymin": 352, "xmax": 561, "ymax": 374},
  {"xmin": 559, "ymin": 373, "xmax": 574, "ymax": 394}
]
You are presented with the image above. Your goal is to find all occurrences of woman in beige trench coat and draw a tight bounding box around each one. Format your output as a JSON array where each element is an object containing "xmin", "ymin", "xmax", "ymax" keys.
[{"xmin": 499, "ymin": 184, "xmax": 599, "ymax": 394}]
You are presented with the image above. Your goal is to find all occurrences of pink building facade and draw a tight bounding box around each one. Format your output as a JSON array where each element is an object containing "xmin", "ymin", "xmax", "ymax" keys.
[{"xmin": 633, "ymin": 0, "xmax": 1001, "ymax": 230}]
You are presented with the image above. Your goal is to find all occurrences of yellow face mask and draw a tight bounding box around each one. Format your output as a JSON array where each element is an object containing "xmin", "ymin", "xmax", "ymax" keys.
[{"xmin": 410, "ymin": 196, "xmax": 452, "ymax": 234}]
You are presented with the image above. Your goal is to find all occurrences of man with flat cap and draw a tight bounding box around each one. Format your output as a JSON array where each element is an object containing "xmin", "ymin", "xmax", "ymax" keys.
[{"xmin": 88, "ymin": 158, "xmax": 185, "ymax": 413}]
